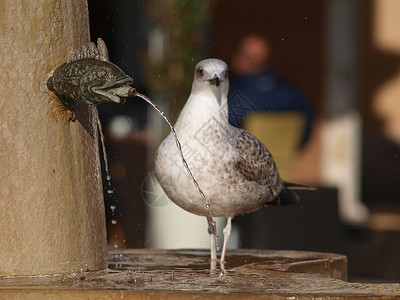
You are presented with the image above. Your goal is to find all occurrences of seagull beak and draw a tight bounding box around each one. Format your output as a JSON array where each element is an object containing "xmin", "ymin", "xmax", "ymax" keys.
[{"xmin": 209, "ymin": 74, "xmax": 221, "ymax": 87}]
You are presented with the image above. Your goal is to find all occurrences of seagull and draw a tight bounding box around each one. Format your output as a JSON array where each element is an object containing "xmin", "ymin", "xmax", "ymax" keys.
[{"xmin": 155, "ymin": 58, "xmax": 299, "ymax": 269}]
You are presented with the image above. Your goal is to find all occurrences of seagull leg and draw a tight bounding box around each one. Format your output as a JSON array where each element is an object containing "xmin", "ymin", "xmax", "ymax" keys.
[
  {"xmin": 220, "ymin": 217, "xmax": 232, "ymax": 268},
  {"xmin": 206, "ymin": 216, "xmax": 217, "ymax": 269},
  {"xmin": 210, "ymin": 232, "xmax": 217, "ymax": 270}
]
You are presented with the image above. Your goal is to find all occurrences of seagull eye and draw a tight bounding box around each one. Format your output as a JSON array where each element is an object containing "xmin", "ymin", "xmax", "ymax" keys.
[
  {"xmin": 197, "ymin": 66, "xmax": 204, "ymax": 77},
  {"xmin": 223, "ymin": 69, "xmax": 228, "ymax": 79}
]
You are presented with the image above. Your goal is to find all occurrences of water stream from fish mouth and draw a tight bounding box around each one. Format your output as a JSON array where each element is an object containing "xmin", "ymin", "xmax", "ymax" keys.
[
  {"xmin": 95, "ymin": 91, "xmax": 217, "ymax": 246},
  {"xmin": 134, "ymin": 92, "xmax": 215, "ymax": 223}
]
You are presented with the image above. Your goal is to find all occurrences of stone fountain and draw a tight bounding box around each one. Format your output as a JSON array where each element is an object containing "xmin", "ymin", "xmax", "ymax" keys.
[{"xmin": 0, "ymin": 0, "xmax": 107, "ymax": 276}]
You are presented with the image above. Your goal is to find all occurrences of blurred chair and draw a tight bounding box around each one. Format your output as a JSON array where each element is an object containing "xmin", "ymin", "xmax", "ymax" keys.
[{"xmin": 243, "ymin": 111, "xmax": 305, "ymax": 179}]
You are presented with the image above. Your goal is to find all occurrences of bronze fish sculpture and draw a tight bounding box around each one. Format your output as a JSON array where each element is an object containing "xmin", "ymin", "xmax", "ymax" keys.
[{"xmin": 47, "ymin": 38, "xmax": 136, "ymax": 119}]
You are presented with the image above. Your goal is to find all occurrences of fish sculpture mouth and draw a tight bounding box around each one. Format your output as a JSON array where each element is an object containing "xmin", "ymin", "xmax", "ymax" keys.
[{"xmin": 91, "ymin": 76, "xmax": 135, "ymax": 104}]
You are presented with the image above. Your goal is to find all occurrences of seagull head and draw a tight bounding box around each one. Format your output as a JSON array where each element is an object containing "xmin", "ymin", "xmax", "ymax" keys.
[{"xmin": 191, "ymin": 58, "xmax": 229, "ymax": 100}]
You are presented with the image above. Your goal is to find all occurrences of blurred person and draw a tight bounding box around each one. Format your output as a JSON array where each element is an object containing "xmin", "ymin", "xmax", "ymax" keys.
[{"xmin": 228, "ymin": 34, "xmax": 313, "ymax": 146}]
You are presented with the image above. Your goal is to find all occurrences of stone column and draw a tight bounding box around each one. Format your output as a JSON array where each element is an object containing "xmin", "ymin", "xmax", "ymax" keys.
[{"xmin": 0, "ymin": 0, "xmax": 108, "ymax": 276}]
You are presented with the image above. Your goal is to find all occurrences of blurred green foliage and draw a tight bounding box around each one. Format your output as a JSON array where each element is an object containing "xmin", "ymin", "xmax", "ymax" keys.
[{"xmin": 145, "ymin": 0, "xmax": 211, "ymax": 122}]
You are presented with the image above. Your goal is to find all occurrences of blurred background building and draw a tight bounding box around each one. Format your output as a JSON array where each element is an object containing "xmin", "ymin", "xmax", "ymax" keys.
[{"xmin": 88, "ymin": 0, "xmax": 400, "ymax": 282}]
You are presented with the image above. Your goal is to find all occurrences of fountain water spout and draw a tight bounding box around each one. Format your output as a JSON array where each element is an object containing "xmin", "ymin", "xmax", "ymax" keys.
[{"xmin": 47, "ymin": 38, "xmax": 136, "ymax": 120}]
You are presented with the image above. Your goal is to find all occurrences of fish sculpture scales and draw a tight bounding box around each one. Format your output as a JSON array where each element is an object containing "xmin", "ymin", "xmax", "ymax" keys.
[{"xmin": 47, "ymin": 38, "xmax": 136, "ymax": 120}]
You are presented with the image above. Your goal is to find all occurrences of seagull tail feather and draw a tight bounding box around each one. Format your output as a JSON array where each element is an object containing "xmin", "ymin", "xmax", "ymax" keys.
[
  {"xmin": 264, "ymin": 186, "xmax": 298, "ymax": 207},
  {"xmin": 283, "ymin": 180, "xmax": 317, "ymax": 191},
  {"xmin": 264, "ymin": 182, "xmax": 316, "ymax": 207},
  {"xmin": 277, "ymin": 185, "xmax": 300, "ymax": 205}
]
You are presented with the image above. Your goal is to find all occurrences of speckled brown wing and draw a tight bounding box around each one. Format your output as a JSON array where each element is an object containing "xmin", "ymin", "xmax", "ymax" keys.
[{"xmin": 232, "ymin": 127, "xmax": 283, "ymax": 198}]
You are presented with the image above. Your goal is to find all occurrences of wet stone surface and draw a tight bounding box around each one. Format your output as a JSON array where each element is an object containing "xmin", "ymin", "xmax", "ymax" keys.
[{"xmin": 0, "ymin": 249, "xmax": 399, "ymax": 298}]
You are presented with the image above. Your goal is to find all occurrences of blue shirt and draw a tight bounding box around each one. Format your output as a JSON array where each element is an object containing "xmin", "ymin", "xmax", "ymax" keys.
[{"xmin": 228, "ymin": 71, "xmax": 313, "ymax": 145}]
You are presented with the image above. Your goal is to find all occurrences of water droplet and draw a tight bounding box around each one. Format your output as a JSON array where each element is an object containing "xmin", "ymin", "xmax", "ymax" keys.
[
  {"xmin": 110, "ymin": 205, "xmax": 116, "ymax": 211},
  {"xmin": 114, "ymin": 241, "xmax": 119, "ymax": 248},
  {"xmin": 107, "ymin": 189, "xmax": 114, "ymax": 194},
  {"xmin": 205, "ymin": 203, "xmax": 210, "ymax": 209},
  {"xmin": 216, "ymin": 245, "xmax": 221, "ymax": 252},
  {"xmin": 111, "ymin": 219, "xmax": 117, "ymax": 225},
  {"xmin": 219, "ymin": 270, "xmax": 225, "ymax": 278},
  {"xmin": 79, "ymin": 269, "xmax": 86, "ymax": 280},
  {"xmin": 106, "ymin": 175, "xmax": 112, "ymax": 181}
]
